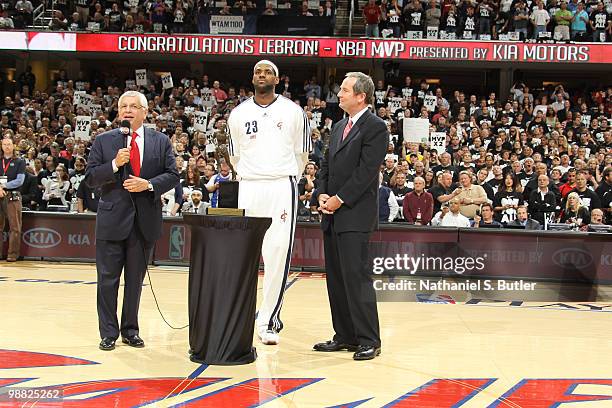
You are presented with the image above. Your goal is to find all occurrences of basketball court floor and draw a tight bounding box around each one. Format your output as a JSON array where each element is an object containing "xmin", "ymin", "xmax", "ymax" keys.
[{"xmin": 1, "ymin": 261, "xmax": 611, "ymax": 407}]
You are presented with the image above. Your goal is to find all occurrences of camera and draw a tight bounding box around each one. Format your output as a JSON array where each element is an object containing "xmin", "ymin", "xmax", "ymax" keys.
[{"xmin": 8, "ymin": 191, "xmax": 21, "ymax": 201}]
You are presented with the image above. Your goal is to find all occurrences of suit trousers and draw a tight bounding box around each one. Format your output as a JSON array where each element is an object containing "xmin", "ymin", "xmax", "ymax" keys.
[
  {"xmin": 323, "ymin": 224, "xmax": 380, "ymax": 347},
  {"xmin": 96, "ymin": 224, "xmax": 154, "ymax": 339}
]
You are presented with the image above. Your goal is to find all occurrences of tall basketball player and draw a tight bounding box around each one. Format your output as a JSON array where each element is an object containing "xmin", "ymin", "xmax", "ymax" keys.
[{"xmin": 227, "ymin": 60, "xmax": 311, "ymax": 345}]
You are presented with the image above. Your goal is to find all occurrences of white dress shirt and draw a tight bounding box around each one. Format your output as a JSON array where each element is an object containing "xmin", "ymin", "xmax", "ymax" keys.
[{"xmin": 348, "ymin": 106, "xmax": 370, "ymax": 126}]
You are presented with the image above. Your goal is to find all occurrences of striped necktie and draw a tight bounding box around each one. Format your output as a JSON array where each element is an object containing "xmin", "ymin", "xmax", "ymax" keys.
[{"xmin": 342, "ymin": 119, "xmax": 353, "ymax": 141}]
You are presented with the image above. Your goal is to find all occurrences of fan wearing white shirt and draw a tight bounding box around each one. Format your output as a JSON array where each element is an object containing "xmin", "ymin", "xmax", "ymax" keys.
[
  {"xmin": 431, "ymin": 199, "xmax": 471, "ymax": 227},
  {"xmin": 531, "ymin": 1, "xmax": 551, "ymax": 39},
  {"xmin": 378, "ymin": 172, "xmax": 399, "ymax": 222}
]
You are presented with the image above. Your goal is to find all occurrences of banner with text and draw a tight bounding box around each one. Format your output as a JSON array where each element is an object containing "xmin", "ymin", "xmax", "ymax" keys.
[
  {"xmin": 1, "ymin": 32, "xmax": 611, "ymax": 64},
  {"xmin": 67, "ymin": 33, "xmax": 612, "ymax": 64},
  {"xmin": 197, "ymin": 15, "xmax": 257, "ymax": 35},
  {"xmin": 75, "ymin": 116, "xmax": 92, "ymax": 141},
  {"xmin": 210, "ymin": 15, "xmax": 245, "ymax": 34},
  {"xmin": 7, "ymin": 215, "xmax": 611, "ymax": 284},
  {"xmin": 429, "ymin": 132, "xmax": 446, "ymax": 154}
]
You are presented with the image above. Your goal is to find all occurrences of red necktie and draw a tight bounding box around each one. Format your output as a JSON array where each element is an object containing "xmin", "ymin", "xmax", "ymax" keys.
[
  {"xmin": 342, "ymin": 119, "xmax": 353, "ymax": 141},
  {"xmin": 130, "ymin": 132, "xmax": 141, "ymax": 177}
]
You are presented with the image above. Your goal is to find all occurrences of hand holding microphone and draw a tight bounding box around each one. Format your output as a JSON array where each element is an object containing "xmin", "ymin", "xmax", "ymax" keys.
[
  {"xmin": 115, "ymin": 148, "xmax": 131, "ymax": 167},
  {"xmin": 116, "ymin": 119, "xmax": 132, "ymax": 167}
]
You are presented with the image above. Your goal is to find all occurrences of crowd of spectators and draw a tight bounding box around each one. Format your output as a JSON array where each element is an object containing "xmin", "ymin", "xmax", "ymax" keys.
[
  {"xmin": 0, "ymin": 0, "xmax": 335, "ymax": 32},
  {"xmin": 1, "ymin": 68, "xmax": 611, "ymax": 230},
  {"xmin": 361, "ymin": 76, "xmax": 611, "ymax": 230},
  {"xmin": 0, "ymin": 0, "xmax": 35, "ymax": 29},
  {"xmin": 362, "ymin": 0, "xmax": 611, "ymax": 41},
  {"xmin": 1, "ymin": 0, "xmax": 609, "ymax": 44}
]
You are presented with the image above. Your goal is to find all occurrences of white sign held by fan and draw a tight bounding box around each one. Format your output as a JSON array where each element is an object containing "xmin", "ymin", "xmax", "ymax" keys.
[{"xmin": 161, "ymin": 72, "xmax": 174, "ymax": 89}]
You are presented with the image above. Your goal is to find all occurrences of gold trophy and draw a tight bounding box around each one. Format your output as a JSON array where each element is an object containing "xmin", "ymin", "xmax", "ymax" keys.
[{"xmin": 206, "ymin": 129, "xmax": 244, "ymax": 216}]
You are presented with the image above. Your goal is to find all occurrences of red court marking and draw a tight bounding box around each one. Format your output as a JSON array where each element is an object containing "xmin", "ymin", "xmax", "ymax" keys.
[
  {"xmin": 0, "ymin": 377, "xmax": 225, "ymax": 407},
  {"xmin": 180, "ymin": 378, "xmax": 322, "ymax": 407},
  {"xmin": 491, "ymin": 379, "xmax": 612, "ymax": 408},
  {"xmin": 385, "ymin": 379, "xmax": 495, "ymax": 407},
  {"xmin": 0, "ymin": 350, "xmax": 97, "ymax": 369},
  {"xmin": 0, "ymin": 378, "xmax": 34, "ymax": 387}
]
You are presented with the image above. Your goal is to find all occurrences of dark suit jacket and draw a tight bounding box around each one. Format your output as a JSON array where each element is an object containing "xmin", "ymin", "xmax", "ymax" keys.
[
  {"xmin": 508, "ymin": 218, "xmax": 542, "ymax": 230},
  {"xmin": 85, "ymin": 128, "xmax": 179, "ymax": 241},
  {"xmin": 523, "ymin": 177, "xmax": 561, "ymax": 203},
  {"xmin": 528, "ymin": 189, "xmax": 557, "ymax": 225},
  {"xmin": 318, "ymin": 110, "xmax": 389, "ymax": 233},
  {"xmin": 20, "ymin": 172, "xmax": 41, "ymax": 209}
]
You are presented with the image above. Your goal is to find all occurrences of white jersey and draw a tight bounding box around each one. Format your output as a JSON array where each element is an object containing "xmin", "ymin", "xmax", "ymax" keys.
[{"xmin": 227, "ymin": 95, "xmax": 311, "ymax": 180}]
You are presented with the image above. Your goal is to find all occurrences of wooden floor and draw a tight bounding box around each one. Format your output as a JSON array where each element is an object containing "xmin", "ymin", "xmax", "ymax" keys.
[{"xmin": 0, "ymin": 262, "xmax": 611, "ymax": 407}]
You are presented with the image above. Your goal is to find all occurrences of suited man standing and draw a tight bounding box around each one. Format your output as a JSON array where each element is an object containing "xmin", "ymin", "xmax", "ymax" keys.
[
  {"xmin": 314, "ymin": 72, "xmax": 388, "ymax": 361},
  {"xmin": 86, "ymin": 91, "xmax": 178, "ymax": 351}
]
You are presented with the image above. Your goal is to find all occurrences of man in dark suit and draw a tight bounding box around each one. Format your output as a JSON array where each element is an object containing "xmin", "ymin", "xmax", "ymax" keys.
[
  {"xmin": 528, "ymin": 174, "xmax": 557, "ymax": 226},
  {"xmin": 507, "ymin": 205, "xmax": 541, "ymax": 230},
  {"xmin": 314, "ymin": 72, "xmax": 388, "ymax": 361},
  {"xmin": 19, "ymin": 166, "xmax": 40, "ymax": 210},
  {"xmin": 85, "ymin": 91, "xmax": 178, "ymax": 351}
]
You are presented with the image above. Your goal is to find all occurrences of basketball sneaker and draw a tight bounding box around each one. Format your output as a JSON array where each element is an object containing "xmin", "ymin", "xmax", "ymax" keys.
[{"xmin": 258, "ymin": 329, "xmax": 279, "ymax": 345}]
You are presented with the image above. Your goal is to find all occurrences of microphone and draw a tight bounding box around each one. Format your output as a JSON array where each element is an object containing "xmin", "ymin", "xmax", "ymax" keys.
[
  {"xmin": 119, "ymin": 120, "xmax": 131, "ymax": 180},
  {"xmin": 120, "ymin": 120, "xmax": 131, "ymax": 149}
]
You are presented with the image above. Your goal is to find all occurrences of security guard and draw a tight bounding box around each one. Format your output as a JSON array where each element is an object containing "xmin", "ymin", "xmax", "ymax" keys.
[{"xmin": 0, "ymin": 138, "xmax": 25, "ymax": 262}]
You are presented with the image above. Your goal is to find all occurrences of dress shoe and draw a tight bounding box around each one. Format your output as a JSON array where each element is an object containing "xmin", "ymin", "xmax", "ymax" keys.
[
  {"xmin": 353, "ymin": 345, "xmax": 381, "ymax": 361},
  {"xmin": 6, "ymin": 257, "xmax": 16, "ymax": 262},
  {"xmin": 99, "ymin": 337, "xmax": 116, "ymax": 351},
  {"xmin": 313, "ymin": 340, "xmax": 358, "ymax": 352},
  {"xmin": 121, "ymin": 335, "xmax": 145, "ymax": 348}
]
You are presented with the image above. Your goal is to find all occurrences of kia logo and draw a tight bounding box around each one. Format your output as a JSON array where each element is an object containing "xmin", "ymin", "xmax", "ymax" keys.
[
  {"xmin": 23, "ymin": 228, "xmax": 61, "ymax": 248},
  {"xmin": 552, "ymin": 248, "xmax": 593, "ymax": 269}
]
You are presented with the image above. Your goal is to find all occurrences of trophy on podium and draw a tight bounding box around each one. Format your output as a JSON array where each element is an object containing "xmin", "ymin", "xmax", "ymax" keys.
[{"xmin": 207, "ymin": 129, "xmax": 243, "ymax": 216}]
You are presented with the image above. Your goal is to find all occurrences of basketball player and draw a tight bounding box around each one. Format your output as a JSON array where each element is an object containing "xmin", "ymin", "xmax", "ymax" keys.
[{"xmin": 227, "ymin": 60, "xmax": 311, "ymax": 345}]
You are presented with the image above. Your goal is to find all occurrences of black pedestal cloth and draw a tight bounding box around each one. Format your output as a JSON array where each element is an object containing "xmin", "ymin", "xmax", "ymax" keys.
[{"xmin": 183, "ymin": 214, "xmax": 271, "ymax": 365}]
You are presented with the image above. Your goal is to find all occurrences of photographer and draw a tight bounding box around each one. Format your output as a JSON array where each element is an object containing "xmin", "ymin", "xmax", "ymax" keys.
[{"xmin": 0, "ymin": 138, "xmax": 25, "ymax": 262}]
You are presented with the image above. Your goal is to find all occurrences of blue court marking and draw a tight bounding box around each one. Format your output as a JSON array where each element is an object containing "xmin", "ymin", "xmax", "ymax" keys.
[{"xmin": 188, "ymin": 364, "xmax": 209, "ymax": 379}]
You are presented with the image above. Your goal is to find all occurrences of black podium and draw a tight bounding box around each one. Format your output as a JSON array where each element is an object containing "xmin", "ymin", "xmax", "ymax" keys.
[{"xmin": 183, "ymin": 214, "xmax": 271, "ymax": 365}]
